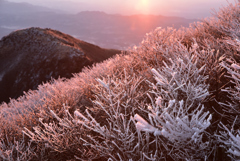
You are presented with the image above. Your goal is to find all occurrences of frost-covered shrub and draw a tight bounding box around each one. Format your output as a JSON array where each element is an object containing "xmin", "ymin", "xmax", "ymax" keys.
[
  {"xmin": 23, "ymin": 104, "xmax": 99, "ymax": 160},
  {"xmin": 134, "ymin": 50, "xmax": 212, "ymax": 160},
  {"xmin": 23, "ymin": 71, "xmax": 148, "ymax": 160},
  {"xmin": 181, "ymin": 3, "xmax": 240, "ymax": 105},
  {"xmin": 74, "ymin": 71, "xmax": 146, "ymax": 160},
  {"xmin": 135, "ymin": 100, "xmax": 212, "ymax": 160},
  {"xmin": 132, "ymin": 27, "xmax": 186, "ymax": 73},
  {"xmin": 217, "ymin": 60, "xmax": 240, "ymax": 160},
  {"xmin": 149, "ymin": 51, "xmax": 209, "ymax": 105}
]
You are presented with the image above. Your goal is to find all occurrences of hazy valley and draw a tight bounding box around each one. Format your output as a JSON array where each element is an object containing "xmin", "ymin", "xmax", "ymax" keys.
[{"xmin": 0, "ymin": 0, "xmax": 198, "ymax": 49}]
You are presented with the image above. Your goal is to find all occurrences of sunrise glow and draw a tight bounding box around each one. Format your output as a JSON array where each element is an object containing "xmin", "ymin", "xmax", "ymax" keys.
[{"xmin": 135, "ymin": 0, "xmax": 151, "ymax": 14}]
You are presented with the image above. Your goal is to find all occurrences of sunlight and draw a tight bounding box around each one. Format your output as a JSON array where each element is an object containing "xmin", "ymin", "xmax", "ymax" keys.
[{"xmin": 135, "ymin": 0, "xmax": 151, "ymax": 14}]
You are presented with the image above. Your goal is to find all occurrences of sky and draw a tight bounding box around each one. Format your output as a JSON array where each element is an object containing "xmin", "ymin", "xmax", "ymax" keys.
[{"xmin": 7, "ymin": 0, "xmax": 237, "ymax": 19}]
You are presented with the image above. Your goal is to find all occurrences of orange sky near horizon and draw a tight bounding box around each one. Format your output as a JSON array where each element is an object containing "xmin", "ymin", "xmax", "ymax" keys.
[
  {"xmin": 7, "ymin": 0, "xmax": 237, "ymax": 18},
  {"xmin": 128, "ymin": 0, "xmax": 237, "ymax": 15}
]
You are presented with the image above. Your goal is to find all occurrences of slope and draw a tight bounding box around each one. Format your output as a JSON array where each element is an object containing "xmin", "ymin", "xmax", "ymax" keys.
[{"xmin": 0, "ymin": 2, "xmax": 240, "ymax": 161}]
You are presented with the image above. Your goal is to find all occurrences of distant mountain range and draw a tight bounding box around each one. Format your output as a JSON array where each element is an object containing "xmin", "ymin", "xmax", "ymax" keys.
[
  {"xmin": 0, "ymin": 0, "xmax": 62, "ymax": 14},
  {"xmin": 0, "ymin": 0, "xmax": 199, "ymax": 49},
  {"xmin": 0, "ymin": 27, "xmax": 121, "ymax": 103}
]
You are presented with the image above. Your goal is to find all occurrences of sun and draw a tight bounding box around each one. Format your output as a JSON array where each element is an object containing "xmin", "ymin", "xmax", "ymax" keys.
[
  {"xmin": 141, "ymin": 0, "xmax": 149, "ymax": 6},
  {"xmin": 135, "ymin": 0, "xmax": 150, "ymax": 14}
]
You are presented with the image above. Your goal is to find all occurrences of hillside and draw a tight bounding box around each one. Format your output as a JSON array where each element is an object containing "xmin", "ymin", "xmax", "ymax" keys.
[
  {"xmin": 0, "ymin": 2, "xmax": 240, "ymax": 161},
  {"xmin": 0, "ymin": 27, "xmax": 120, "ymax": 103}
]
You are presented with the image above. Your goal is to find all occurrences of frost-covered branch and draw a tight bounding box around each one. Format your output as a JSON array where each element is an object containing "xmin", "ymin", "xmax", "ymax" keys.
[
  {"xmin": 0, "ymin": 135, "xmax": 35, "ymax": 161},
  {"xmin": 220, "ymin": 61, "xmax": 240, "ymax": 113},
  {"xmin": 148, "ymin": 50, "xmax": 209, "ymax": 107},
  {"xmin": 217, "ymin": 121, "xmax": 240, "ymax": 160},
  {"xmin": 134, "ymin": 98, "xmax": 212, "ymax": 160}
]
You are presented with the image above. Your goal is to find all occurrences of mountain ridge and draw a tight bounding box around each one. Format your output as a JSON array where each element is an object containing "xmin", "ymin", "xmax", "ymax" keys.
[{"xmin": 0, "ymin": 27, "xmax": 121, "ymax": 103}]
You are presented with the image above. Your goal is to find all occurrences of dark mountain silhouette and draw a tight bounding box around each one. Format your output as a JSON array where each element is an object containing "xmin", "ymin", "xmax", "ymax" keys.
[{"xmin": 0, "ymin": 27, "xmax": 121, "ymax": 103}]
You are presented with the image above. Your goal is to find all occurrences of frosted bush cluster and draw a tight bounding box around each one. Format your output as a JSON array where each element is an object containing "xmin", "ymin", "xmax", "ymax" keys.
[
  {"xmin": 23, "ymin": 71, "xmax": 147, "ymax": 160},
  {"xmin": 134, "ymin": 50, "xmax": 212, "ymax": 160},
  {"xmin": 213, "ymin": 3, "xmax": 240, "ymax": 159}
]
